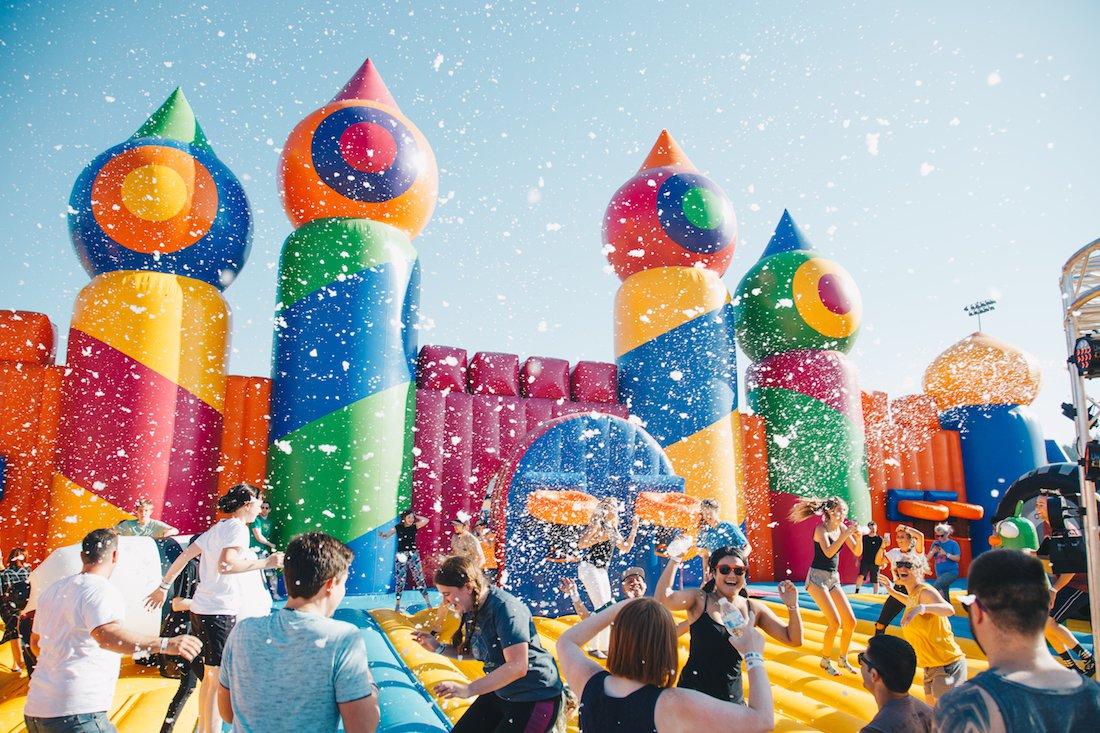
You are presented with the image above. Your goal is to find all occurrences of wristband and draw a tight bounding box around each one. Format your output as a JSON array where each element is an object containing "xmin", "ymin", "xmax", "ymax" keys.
[
  {"xmin": 568, "ymin": 589, "xmax": 581, "ymax": 600},
  {"xmin": 744, "ymin": 651, "xmax": 764, "ymax": 670},
  {"xmin": 437, "ymin": 642, "xmax": 450, "ymax": 655},
  {"xmin": 159, "ymin": 637, "xmax": 169, "ymax": 652},
  {"xmin": 158, "ymin": 582, "xmax": 171, "ymax": 591}
]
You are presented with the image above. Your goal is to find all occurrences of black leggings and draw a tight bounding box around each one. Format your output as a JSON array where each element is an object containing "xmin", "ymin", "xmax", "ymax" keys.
[
  {"xmin": 875, "ymin": 585, "xmax": 906, "ymax": 634},
  {"xmin": 160, "ymin": 670, "xmax": 198, "ymax": 733},
  {"xmin": 451, "ymin": 692, "xmax": 561, "ymax": 733}
]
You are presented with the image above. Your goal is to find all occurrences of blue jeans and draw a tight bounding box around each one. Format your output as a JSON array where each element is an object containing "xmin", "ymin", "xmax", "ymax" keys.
[
  {"xmin": 933, "ymin": 571, "xmax": 959, "ymax": 599},
  {"xmin": 25, "ymin": 712, "xmax": 116, "ymax": 732}
]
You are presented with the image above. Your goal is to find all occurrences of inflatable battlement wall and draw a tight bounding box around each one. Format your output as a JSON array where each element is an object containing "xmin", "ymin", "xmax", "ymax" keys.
[{"xmin": 3, "ymin": 302, "xmax": 990, "ymax": 583}]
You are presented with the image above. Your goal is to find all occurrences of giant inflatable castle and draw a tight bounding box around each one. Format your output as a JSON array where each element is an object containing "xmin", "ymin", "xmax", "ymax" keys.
[{"xmin": 0, "ymin": 60, "xmax": 1061, "ymax": 606}]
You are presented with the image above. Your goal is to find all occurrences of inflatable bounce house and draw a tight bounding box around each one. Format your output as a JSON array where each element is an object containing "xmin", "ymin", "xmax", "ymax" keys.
[{"xmin": 0, "ymin": 59, "xmax": 1088, "ymax": 731}]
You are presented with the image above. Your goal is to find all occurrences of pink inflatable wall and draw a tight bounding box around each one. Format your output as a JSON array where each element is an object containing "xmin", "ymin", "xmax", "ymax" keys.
[{"xmin": 412, "ymin": 345, "xmax": 627, "ymax": 579}]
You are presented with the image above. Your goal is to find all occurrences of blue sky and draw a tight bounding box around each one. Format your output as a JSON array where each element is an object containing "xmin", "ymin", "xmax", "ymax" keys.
[{"xmin": 1, "ymin": 1, "xmax": 1097, "ymax": 444}]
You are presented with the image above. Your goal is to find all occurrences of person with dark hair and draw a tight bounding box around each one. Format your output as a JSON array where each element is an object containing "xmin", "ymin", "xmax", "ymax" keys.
[
  {"xmin": 875, "ymin": 524, "xmax": 925, "ymax": 635},
  {"xmin": 656, "ymin": 545, "xmax": 802, "ymax": 703},
  {"xmin": 855, "ymin": 521, "xmax": 884, "ymax": 595},
  {"xmin": 556, "ymin": 597, "xmax": 776, "ymax": 732},
  {"xmin": 25, "ymin": 529, "xmax": 201, "ymax": 733},
  {"xmin": 144, "ymin": 484, "xmax": 282, "ymax": 733},
  {"xmin": 378, "ymin": 509, "xmax": 432, "ymax": 614},
  {"xmin": 249, "ymin": 497, "xmax": 281, "ymax": 599},
  {"xmin": 158, "ymin": 557, "xmax": 200, "ymax": 733},
  {"xmin": 1, "ymin": 546, "xmax": 31, "ymax": 674},
  {"xmin": 936, "ymin": 549, "xmax": 1100, "ymax": 732},
  {"xmin": 789, "ymin": 496, "xmax": 863, "ymax": 675},
  {"xmin": 412, "ymin": 555, "xmax": 564, "ymax": 732},
  {"xmin": 1035, "ymin": 495, "xmax": 1095, "ymax": 676},
  {"xmin": 217, "ymin": 532, "xmax": 379, "ymax": 733},
  {"xmin": 576, "ymin": 497, "xmax": 639, "ymax": 658},
  {"xmin": 858, "ymin": 635, "xmax": 933, "ymax": 733},
  {"xmin": 115, "ymin": 496, "xmax": 178, "ymax": 538}
]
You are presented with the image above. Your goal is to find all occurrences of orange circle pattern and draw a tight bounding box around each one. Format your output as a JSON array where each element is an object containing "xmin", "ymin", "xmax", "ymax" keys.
[{"xmin": 91, "ymin": 145, "xmax": 218, "ymax": 254}]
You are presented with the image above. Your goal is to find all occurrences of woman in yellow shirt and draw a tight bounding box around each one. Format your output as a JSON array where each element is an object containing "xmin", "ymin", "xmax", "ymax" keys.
[{"xmin": 879, "ymin": 553, "xmax": 966, "ymax": 704}]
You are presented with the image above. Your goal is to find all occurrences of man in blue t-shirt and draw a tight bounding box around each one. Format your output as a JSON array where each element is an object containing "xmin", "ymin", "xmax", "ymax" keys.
[
  {"xmin": 218, "ymin": 533, "xmax": 379, "ymax": 733},
  {"xmin": 695, "ymin": 499, "xmax": 752, "ymax": 574},
  {"xmin": 928, "ymin": 524, "xmax": 961, "ymax": 599}
]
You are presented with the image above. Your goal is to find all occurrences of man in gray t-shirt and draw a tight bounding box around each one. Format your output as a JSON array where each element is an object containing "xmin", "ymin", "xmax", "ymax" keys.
[
  {"xmin": 218, "ymin": 533, "xmax": 379, "ymax": 733},
  {"xmin": 858, "ymin": 635, "xmax": 932, "ymax": 733}
]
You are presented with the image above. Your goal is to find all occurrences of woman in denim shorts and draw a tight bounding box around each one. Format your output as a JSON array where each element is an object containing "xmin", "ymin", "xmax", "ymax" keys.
[{"xmin": 789, "ymin": 496, "xmax": 863, "ymax": 676}]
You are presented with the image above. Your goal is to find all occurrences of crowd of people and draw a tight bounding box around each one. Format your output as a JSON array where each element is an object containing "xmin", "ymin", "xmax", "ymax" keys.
[{"xmin": 6, "ymin": 485, "xmax": 1100, "ymax": 733}]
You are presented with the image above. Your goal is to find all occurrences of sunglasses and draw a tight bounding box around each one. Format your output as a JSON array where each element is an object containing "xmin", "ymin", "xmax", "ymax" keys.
[
  {"xmin": 716, "ymin": 565, "xmax": 746, "ymax": 576},
  {"xmin": 857, "ymin": 651, "xmax": 877, "ymax": 672},
  {"xmin": 895, "ymin": 561, "xmax": 915, "ymax": 569}
]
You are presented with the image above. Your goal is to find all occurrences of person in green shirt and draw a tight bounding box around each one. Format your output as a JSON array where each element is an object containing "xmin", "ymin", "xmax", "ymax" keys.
[
  {"xmin": 251, "ymin": 497, "xmax": 280, "ymax": 598},
  {"xmin": 116, "ymin": 497, "xmax": 178, "ymax": 538}
]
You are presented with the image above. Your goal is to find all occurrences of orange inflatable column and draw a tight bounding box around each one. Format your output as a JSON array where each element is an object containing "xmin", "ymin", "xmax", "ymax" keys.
[{"xmin": 739, "ymin": 414, "xmax": 774, "ymax": 580}]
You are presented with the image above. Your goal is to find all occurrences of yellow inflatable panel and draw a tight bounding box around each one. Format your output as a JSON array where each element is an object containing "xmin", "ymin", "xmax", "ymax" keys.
[
  {"xmin": 0, "ymin": 642, "xmax": 197, "ymax": 733},
  {"xmin": 374, "ymin": 599, "xmax": 991, "ymax": 733}
]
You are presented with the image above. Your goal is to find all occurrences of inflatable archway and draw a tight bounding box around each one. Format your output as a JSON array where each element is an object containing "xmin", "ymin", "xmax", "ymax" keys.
[{"xmin": 489, "ymin": 412, "xmax": 684, "ymax": 616}]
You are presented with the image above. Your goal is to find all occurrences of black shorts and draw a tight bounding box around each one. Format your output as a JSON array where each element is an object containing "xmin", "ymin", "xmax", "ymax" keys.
[
  {"xmin": 1051, "ymin": 587, "xmax": 1089, "ymax": 623},
  {"xmin": 190, "ymin": 613, "xmax": 236, "ymax": 673},
  {"xmin": 858, "ymin": 563, "xmax": 879, "ymax": 579}
]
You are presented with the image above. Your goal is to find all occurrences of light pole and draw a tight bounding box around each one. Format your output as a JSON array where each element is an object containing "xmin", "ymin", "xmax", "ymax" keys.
[{"xmin": 963, "ymin": 298, "xmax": 997, "ymax": 331}]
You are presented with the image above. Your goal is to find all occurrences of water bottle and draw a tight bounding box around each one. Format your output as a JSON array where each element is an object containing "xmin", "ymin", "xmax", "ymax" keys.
[
  {"xmin": 666, "ymin": 533, "xmax": 694, "ymax": 559},
  {"xmin": 718, "ymin": 597, "xmax": 747, "ymax": 635}
]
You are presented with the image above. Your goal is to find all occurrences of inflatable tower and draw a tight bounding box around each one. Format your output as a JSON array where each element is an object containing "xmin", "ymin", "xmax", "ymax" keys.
[
  {"xmin": 605, "ymin": 131, "xmax": 742, "ymax": 521},
  {"xmin": 734, "ymin": 211, "xmax": 869, "ymax": 577},
  {"xmin": 267, "ymin": 60, "xmax": 437, "ymax": 592},
  {"xmin": 924, "ymin": 332, "xmax": 1044, "ymax": 555},
  {"xmin": 53, "ymin": 89, "xmax": 251, "ymax": 544}
]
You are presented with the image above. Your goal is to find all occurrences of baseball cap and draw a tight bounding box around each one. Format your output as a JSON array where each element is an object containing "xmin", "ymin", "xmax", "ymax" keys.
[{"xmin": 622, "ymin": 566, "xmax": 645, "ymax": 580}]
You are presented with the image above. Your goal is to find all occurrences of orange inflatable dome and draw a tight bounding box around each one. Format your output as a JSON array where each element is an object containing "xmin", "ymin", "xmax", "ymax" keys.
[{"xmin": 923, "ymin": 331, "xmax": 1041, "ymax": 411}]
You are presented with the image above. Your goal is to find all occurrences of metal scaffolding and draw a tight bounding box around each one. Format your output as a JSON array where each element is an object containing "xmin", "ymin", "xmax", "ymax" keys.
[{"xmin": 1059, "ymin": 237, "xmax": 1100, "ymax": 675}]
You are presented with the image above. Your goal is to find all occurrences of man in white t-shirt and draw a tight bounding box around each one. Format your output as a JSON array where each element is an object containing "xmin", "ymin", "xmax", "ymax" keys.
[{"xmin": 24, "ymin": 529, "xmax": 202, "ymax": 733}]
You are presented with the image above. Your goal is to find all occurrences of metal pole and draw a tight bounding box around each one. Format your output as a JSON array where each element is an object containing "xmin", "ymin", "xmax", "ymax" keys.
[{"xmin": 1063, "ymin": 310, "xmax": 1100, "ymax": 681}]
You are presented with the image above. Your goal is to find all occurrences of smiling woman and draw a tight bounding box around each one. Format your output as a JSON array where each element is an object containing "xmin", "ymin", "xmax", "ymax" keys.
[
  {"xmin": 656, "ymin": 545, "xmax": 803, "ymax": 705},
  {"xmin": 412, "ymin": 556, "xmax": 565, "ymax": 733}
]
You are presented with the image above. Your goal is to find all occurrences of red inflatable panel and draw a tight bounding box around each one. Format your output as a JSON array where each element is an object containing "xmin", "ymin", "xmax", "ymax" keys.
[
  {"xmin": 571, "ymin": 361, "xmax": 618, "ymax": 403},
  {"xmin": 0, "ymin": 310, "xmax": 56, "ymax": 364},
  {"xmin": 417, "ymin": 344, "xmax": 468, "ymax": 392},
  {"xmin": 521, "ymin": 356, "xmax": 570, "ymax": 400},
  {"xmin": 469, "ymin": 352, "xmax": 519, "ymax": 396}
]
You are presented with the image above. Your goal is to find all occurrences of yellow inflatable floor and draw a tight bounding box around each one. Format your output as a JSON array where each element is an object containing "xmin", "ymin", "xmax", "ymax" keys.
[
  {"xmin": 0, "ymin": 591, "xmax": 1026, "ymax": 732},
  {"xmin": 373, "ymin": 598, "xmax": 991, "ymax": 733},
  {"xmin": 0, "ymin": 645, "xmax": 198, "ymax": 733}
]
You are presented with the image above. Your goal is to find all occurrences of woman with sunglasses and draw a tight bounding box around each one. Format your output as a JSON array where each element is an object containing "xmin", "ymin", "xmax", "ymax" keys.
[
  {"xmin": 875, "ymin": 524, "xmax": 925, "ymax": 636},
  {"xmin": 657, "ymin": 545, "xmax": 802, "ymax": 703},
  {"xmin": 789, "ymin": 496, "xmax": 863, "ymax": 676},
  {"xmin": 878, "ymin": 553, "xmax": 966, "ymax": 704},
  {"xmin": 927, "ymin": 524, "xmax": 960, "ymax": 600}
]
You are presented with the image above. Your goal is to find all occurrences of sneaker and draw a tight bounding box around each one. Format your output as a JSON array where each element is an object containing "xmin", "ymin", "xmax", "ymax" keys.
[
  {"xmin": 1081, "ymin": 653, "xmax": 1096, "ymax": 678},
  {"xmin": 838, "ymin": 657, "xmax": 858, "ymax": 674},
  {"xmin": 1057, "ymin": 655, "xmax": 1083, "ymax": 673},
  {"xmin": 820, "ymin": 658, "xmax": 840, "ymax": 676}
]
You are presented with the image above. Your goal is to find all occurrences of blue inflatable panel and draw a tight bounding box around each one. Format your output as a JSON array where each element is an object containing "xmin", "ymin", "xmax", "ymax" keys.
[
  {"xmin": 886, "ymin": 489, "xmax": 925, "ymax": 522},
  {"xmin": 1045, "ymin": 439, "xmax": 1069, "ymax": 464},
  {"xmin": 502, "ymin": 413, "xmax": 684, "ymax": 616},
  {"xmin": 334, "ymin": 608, "xmax": 450, "ymax": 733},
  {"xmin": 940, "ymin": 404, "xmax": 1045, "ymax": 556},
  {"xmin": 924, "ymin": 490, "xmax": 957, "ymax": 502}
]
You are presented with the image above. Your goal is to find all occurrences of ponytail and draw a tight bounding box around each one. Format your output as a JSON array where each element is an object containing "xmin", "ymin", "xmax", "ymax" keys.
[{"xmin": 788, "ymin": 496, "xmax": 847, "ymax": 523}]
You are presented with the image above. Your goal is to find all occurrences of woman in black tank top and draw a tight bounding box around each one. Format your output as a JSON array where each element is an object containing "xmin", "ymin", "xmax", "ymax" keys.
[
  {"xmin": 788, "ymin": 496, "xmax": 863, "ymax": 676},
  {"xmin": 576, "ymin": 498, "xmax": 639, "ymax": 658},
  {"xmin": 556, "ymin": 597, "xmax": 777, "ymax": 732},
  {"xmin": 655, "ymin": 546, "xmax": 803, "ymax": 704}
]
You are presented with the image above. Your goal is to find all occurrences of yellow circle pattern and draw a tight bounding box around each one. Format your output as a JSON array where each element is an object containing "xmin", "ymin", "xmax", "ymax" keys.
[
  {"xmin": 120, "ymin": 164, "xmax": 189, "ymax": 222},
  {"xmin": 792, "ymin": 257, "xmax": 862, "ymax": 339}
]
